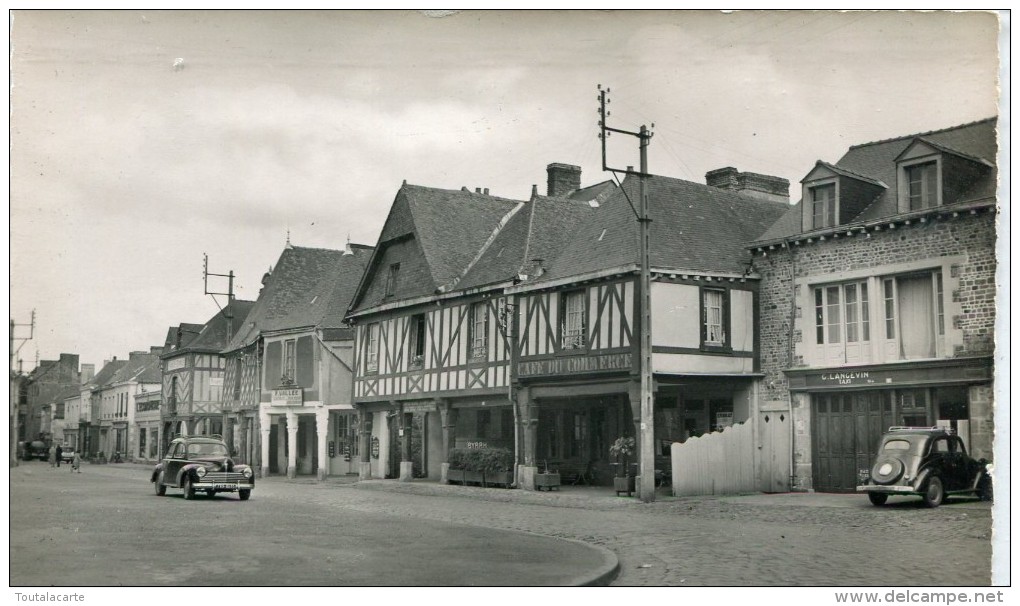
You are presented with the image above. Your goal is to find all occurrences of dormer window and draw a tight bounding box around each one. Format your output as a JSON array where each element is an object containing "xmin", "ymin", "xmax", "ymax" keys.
[
  {"xmin": 903, "ymin": 160, "xmax": 939, "ymax": 211},
  {"xmin": 810, "ymin": 182, "xmax": 837, "ymax": 229}
]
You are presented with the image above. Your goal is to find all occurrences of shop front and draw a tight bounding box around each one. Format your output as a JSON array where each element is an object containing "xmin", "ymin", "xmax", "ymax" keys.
[{"xmin": 787, "ymin": 357, "xmax": 994, "ymax": 493}]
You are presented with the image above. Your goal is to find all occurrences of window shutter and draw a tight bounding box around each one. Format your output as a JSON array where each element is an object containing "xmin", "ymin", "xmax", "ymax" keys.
[
  {"xmin": 296, "ymin": 336, "xmax": 315, "ymax": 387},
  {"xmin": 265, "ymin": 341, "xmax": 281, "ymax": 389}
]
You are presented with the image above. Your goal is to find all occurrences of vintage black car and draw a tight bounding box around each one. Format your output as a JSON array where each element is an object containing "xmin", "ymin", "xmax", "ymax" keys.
[
  {"xmin": 151, "ymin": 436, "xmax": 254, "ymax": 500},
  {"xmin": 857, "ymin": 427, "xmax": 992, "ymax": 508}
]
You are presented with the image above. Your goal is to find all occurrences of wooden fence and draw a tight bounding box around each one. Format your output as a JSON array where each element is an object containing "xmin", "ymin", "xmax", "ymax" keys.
[{"xmin": 670, "ymin": 421, "xmax": 757, "ymax": 497}]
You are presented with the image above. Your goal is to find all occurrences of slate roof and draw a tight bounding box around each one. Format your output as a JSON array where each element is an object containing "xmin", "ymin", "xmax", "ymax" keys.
[
  {"xmin": 183, "ymin": 299, "xmax": 256, "ymax": 353},
  {"xmin": 456, "ymin": 194, "xmax": 599, "ymax": 290},
  {"xmin": 88, "ymin": 360, "xmax": 127, "ymax": 391},
  {"xmin": 349, "ymin": 184, "xmax": 524, "ymax": 312},
  {"xmin": 111, "ymin": 352, "xmax": 162, "ymax": 385},
  {"xmin": 162, "ymin": 323, "xmax": 205, "ymax": 354},
  {"xmin": 756, "ymin": 117, "xmax": 997, "ymax": 242},
  {"xmin": 533, "ymin": 174, "xmax": 791, "ymax": 282},
  {"xmin": 224, "ymin": 244, "xmax": 373, "ymax": 351}
]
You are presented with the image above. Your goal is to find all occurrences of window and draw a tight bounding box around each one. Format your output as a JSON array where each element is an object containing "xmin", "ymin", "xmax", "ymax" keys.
[
  {"xmin": 905, "ymin": 161, "xmax": 938, "ymax": 211},
  {"xmin": 810, "ymin": 183, "xmax": 837, "ymax": 229},
  {"xmin": 408, "ymin": 314, "xmax": 426, "ymax": 369},
  {"xmin": 814, "ymin": 281, "xmax": 870, "ymax": 345},
  {"xmin": 283, "ymin": 339, "xmax": 296, "ymax": 384},
  {"xmin": 883, "ymin": 270, "xmax": 943, "ymax": 359},
  {"xmin": 560, "ymin": 291, "xmax": 586, "ymax": 350},
  {"xmin": 470, "ymin": 302, "xmax": 488, "ymax": 359},
  {"xmin": 365, "ymin": 323, "xmax": 380, "ymax": 373},
  {"xmin": 335, "ymin": 414, "xmax": 359, "ymax": 459},
  {"xmin": 385, "ymin": 263, "xmax": 400, "ymax": 297},
  {"xmin": 701, "ymin": 288, "xmax": 728, "ymax": 348}
]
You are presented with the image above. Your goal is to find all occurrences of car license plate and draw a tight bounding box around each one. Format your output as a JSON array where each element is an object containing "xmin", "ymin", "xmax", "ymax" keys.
[{"xmin": 214, "ymin": 483, "xmax": 236, "ymax": 490}]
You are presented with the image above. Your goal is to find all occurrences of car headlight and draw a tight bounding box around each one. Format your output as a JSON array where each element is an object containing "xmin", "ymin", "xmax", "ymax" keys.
[
  {"xmin": 195, "ymin": 467, "xmax": 207, "ymax": 478},
  {"xmin": 242, "ymin": 468, "xmax": 253, "ymax": 478}
]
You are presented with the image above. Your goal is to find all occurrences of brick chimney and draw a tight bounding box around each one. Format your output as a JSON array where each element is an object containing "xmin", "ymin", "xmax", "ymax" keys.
[
  {"xmin": 547, "ymin": 163, "xmax": 582, "ymax": 197},
  {"xmin": 706, "ymin": 167, "xmax": 790, "ymax": 204},
  {"xmin": 80, "ymin": 364, "xmax": 95, "ymax": 386}
]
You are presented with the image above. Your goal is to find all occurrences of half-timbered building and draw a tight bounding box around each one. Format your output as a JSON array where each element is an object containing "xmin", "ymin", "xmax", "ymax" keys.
[
  {"xmin": 751, "ymin": 118, "xmax": 998, "ymax": 492},
  {"xmin": 222, "ymin": 242, "xmax": 371, "ymax": 480},
  {"xmin": 507, "ymin": 170, "xmax": 790, "ymax": 491},
  {"xmin": 159, "ymin": 299, "xmax": 254, "ymax": 453}
]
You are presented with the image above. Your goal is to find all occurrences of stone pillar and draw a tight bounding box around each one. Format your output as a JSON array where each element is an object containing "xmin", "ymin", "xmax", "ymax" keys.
[
  {"xmin": 968, "ymin": 384, "xmax": 994, "ymax": 461},
  {"xmin": 286, "ymin": 411, "xmax": 298, "ymax": 479},
  {"xmin": 358, "ymin": 408, "xmax": 372, "ymax": 480},
  {"xmin": 438, "ymin": 400, "xmax": 455, "ymax": 484},
  {"xmin": 399, "ymin": 404, "xmax": 414, "ymax": 481},
  {"xmin": 258, "ymin": 411, "xmax": 271, "ymax": 479},
  {"xmin": 517, "ymin": 387, "xmax": 538, "ymax": 490},
  {"xmin": 185, "ymin": 417, "xmax": 197, "ymax": 436},
  {"xmin": 238, "ymin": 416, "xmax": 248, "ymax": 466},
  {"xmin": 222, "ymin": 414, "xmax": 233, "ymax": 456},
  {"xmin": 316, "ymin": 408, "xmax": 329, "ymax": 481}
]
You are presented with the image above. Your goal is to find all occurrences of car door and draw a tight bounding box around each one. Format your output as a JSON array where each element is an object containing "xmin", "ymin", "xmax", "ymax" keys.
[
  {"xmin": 952, "ymin": 436, "xmax": 980, "ymax": 489},
  {"xmin": 163, "ymin": 441, "xmax": 186, "ymax": 484}
]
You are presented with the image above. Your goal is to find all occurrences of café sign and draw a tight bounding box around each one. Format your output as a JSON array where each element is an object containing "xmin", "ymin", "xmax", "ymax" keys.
[
  {"xmin": 818, "ymin": 371, "xmax": 876, "ymax": 386},
  {"xmin": 518, "ymin": 352, "xmax": 632, "ymax": 378},
  {"xmin": 271, "ymin": 388, "xmax": 303, "ymax": 406}
]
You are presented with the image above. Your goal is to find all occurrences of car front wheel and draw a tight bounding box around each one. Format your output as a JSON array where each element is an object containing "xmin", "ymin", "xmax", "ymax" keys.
[
  {"xmin": 154, "ymin": 471, "xmax": 166, "ymax": 496},
  {"xmin": 923, "ymin": 476, "xmax": 944, "ymax": 508},
  {"xmin": 868, "ymin": 492, "xmax": 888, "ymax": 506},
  {"xmin": 238, "ymin": 489, "xmax": 251, "ymax": 501},
  {"xmin": 182, "ymin": 476, "xmax": 195, "ymax": 500}
]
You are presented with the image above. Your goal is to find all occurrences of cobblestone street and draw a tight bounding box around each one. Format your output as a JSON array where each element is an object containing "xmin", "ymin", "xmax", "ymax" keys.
[
  {"xmin": 339, "ymin": 478, "xmax": 994, "ymax": 586},
  {"xmin": 11, "ymin": 461, "xmax": 994, "ymax": 587}
]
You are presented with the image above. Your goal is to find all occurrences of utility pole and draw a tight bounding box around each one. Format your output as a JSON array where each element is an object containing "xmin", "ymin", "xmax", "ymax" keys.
[
  {"xmin": 598, "ymin": 84, "xmax": 656, "ymax": 502},
  {"xmin": 10, "ymin": 310, "xmax": 35, "ymax": 467},
  {"xmin": 203, "ymin": 253, "xmax": 236, "ymax": 343}
]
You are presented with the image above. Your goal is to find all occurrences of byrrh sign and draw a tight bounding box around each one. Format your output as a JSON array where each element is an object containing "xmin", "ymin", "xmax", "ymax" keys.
[{"xmin": 518, "ymin": 352, "xmax": 632, "ymax": 378}]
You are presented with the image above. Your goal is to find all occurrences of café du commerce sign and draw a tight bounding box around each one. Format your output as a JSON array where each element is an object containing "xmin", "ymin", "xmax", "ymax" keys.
[{"xmin": 518, "ymin": 351, "xmax": 633, "ymax": 379}]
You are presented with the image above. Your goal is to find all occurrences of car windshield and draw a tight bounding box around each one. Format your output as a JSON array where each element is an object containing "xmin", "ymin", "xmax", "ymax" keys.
[{"xmin": 187, "ymin": 442, "xmax": 228, "ymax": 457}]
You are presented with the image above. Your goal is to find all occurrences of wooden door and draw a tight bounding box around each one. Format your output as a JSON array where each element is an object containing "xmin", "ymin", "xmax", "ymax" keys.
[
  {"xmin": 813, "ymin": 392, "xmax": 887, "ymax": 492},
  {"xmin": 759, "ymin": 409, "xmax": 791, "ymax": 492}
]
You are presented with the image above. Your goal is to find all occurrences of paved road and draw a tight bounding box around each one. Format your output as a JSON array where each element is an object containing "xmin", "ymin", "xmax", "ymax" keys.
[
  {"xmin": 11, "ymin": 460, "xmax": 994, "ymax": 586},
  {"xmin": 9, "ymin": 461, "xmax": 613, "ymax": 587}
]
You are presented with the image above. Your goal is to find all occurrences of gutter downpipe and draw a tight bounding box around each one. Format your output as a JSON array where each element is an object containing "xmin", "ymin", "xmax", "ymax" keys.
[{"xmin": 783, "ymin": 238, "xmax": 798, "ymax": 490}]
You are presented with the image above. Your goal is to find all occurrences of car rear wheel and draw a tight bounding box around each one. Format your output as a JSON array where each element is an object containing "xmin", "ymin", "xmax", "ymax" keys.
[
  {"xmin": 923, "ymin": 476, "xmax": 944, "ymax": 508},
  {"xmin": 238, "ymin": 489, "xmax": 251, "ymax": 501},
  {"xmin": 868, "ymin": 492, "xmax": 888, "ymax": 506},
  {"xmin": 154, "ymin": 471, "xmax": 166, "ymax": 496},
  {"xmin": 182, "ymin": 476, "xmax": 195, "ymax": 500}
]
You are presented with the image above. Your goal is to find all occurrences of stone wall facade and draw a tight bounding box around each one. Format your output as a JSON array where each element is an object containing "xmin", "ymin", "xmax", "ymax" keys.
[{"xmin": 754, "ymin": 210, "xmax": 997, "ymax": 490}]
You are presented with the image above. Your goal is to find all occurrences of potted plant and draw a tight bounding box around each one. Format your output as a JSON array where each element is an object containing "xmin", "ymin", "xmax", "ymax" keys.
[
  {"xmin": 610, "ymin": 436, "xmax": 636, "ymax": 496},
  {"xmin": 534, "ymin": 460, "xmax": 561, "ymax": 491}
]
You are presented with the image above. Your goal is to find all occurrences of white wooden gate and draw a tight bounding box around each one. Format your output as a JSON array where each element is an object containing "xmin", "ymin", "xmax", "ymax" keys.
[
  {"xmin": 671, "ymin": 421, "xmax": 756, "ymax": 497},
  {"xmin": 759, "ymin": 409, "xmax": 791, "ymax": 493}
]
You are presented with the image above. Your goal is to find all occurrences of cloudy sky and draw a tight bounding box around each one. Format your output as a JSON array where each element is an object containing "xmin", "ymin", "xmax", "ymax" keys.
[{"xmin": 9, "ymin": 10, "xmax": 1002, "ymax": 371}]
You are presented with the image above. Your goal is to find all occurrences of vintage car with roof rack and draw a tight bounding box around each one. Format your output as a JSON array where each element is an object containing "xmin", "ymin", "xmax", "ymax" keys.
[
  {"xmin": 152, "ymin": 435, "xmax": 254, "ymax": 500},
  {"xmin": 856, "ymin": 426, "xmax": 991, "ymax": 508}
]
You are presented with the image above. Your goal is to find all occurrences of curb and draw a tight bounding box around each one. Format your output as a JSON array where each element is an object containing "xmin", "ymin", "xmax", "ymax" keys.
[{"xmin": 564, "ymin": 538, "xmax": 621, "ymax": 586}]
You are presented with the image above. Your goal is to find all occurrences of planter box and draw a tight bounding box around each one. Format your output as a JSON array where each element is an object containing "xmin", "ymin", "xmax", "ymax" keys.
[
  {"xmin": 614, "ymin": 475, "xmax": 636, "ymax": 497},
  {"xmin": 535, "ymin": 472, "xmax": 561, "ymax": 491},
  {"xmin": 484, "ymin": 470, "xmax": 513, "ymax": 488},
  {"xmin": 463, "ymin": 470, "xmax": 485, "ymax": 485},
  {"xmin": 448, "ymin": 468, "xmax": 466, "ymax": 485}
]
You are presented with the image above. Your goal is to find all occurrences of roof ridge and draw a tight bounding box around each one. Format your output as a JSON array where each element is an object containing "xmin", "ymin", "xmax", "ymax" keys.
[
  {"xmin": 847, "ymin": 116, "xmax": 997, "ymax": 150},
  {"xmin": 286, "ymin": 244, "xmax": 346, "ymax": 254},
  {"xmin": 402, "ymin": 182, "xmax": 527, "ymax": 205}
]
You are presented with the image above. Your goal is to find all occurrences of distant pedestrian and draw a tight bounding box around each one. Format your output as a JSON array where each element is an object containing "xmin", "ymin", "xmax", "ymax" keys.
[
  {"xmin": 48, "ymin": 444, "xmax": 57, "ymax": 468},
  {"xmin": 55, "ymin": 444, "xmax": 63, "ymax": 468},
  {"xmin": 71, "ymin": 451, "xmax": 81, "ymax": 473}
]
